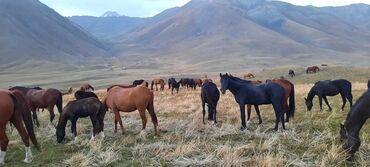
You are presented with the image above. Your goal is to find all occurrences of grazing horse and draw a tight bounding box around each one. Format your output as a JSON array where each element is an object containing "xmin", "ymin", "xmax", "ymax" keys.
[
  {"xmin": 220, "ymin": 73, "xmax": 288, "ymax": 130},
  {"xmin": 170, "ymin": 79, "xmax": 181, "ymax": 94},
  {"xmin": 305, "ymin": 79, "xmax": 353, "ymax": 111},
  {"xmin": 133, "ymin": 80, "xmax": 148, "ymax": 87},
  {"xmin": 9, "ymin": 86, "xmax": 63, "ymax": 126},
  {"xmin": 195, "ymin": 79, "xmax": 203, "ymax": 87},
  {"xmin": 243, "ymin": 73, "xmax": 255, "ymax": 79},
  {"xmin": 168, "ymin": 78, "xmax": 176, "ymax": 89},
  {"xmin": 151, "ymin": 79, "xmax": 165, "ymax": 91},
  {"xmin": 306, "ymin": 66, "xmax": 320, "ymax": 74},
  {"xmin": 74, "ymin": 90, "xmax": 98, "ymax": 100},
  {"xmin": 56, "ymin": 97, "xmax": 106, "ymax": 143},
  {"xmin": 0, "ymin": 90, "xmax": 40, "ymax": 165},
  {"xmin": 103, "ymin": 85, "xmax": 158, "ymax": 135},
  {"xmin": 340, "ymin": 89, "xmax": 370, "ymax": 160},
  {"xmin": 201, "ymin": 82, "xmax": 220, "ymax": 124},
  {"xmin": 288, "ymin": 69, "xmax": 295, "ymax": 78},
  {"xmin": 79, "ymin": 84, "xmax": 94, "ymax": 92}
]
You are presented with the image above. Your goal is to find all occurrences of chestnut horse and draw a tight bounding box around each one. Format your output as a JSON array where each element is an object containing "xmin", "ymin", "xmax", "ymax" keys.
[
  {"xmin": 0, "ymin": 90, "xmax": 40, "ymax": 165},
  {"xmin": 9, "ymin": 87, "xmax": 63, "ymax": 126},
  {"xmin": 79, "ymin": 84, "xmax": 94, "ymax": 92},
  {"xmin": 306, "ymin": 66, "xmax": 320, "ymax": 74},
  {"xmin": 195, "ymin": 79, "xmax": 203, "ymax": 87},
  {"xmin": 244, "ymin": 73, "xmax": 255, "ymax": 79},
  {"xmin": 103, "ymin": 85, "xmax": 158, "ymax": 135},
  {"xmin": 151, "ymin": 79, "xmax": 165, "ymax": 91}
]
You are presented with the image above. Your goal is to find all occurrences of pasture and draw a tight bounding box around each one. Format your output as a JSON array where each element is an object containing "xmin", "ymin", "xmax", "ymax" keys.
[{"xmin": 2, "ymin": 66, "xmax": 370, "ymax": 166}]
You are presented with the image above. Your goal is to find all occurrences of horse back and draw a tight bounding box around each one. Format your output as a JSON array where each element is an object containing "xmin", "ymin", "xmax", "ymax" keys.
[
  {"xmin": 105, "ymin": 86, "xmax": 152, "ymax": 112},
  {"xmin": 331, "ymin": 79, "xmax": 352, "ymax": 93}
]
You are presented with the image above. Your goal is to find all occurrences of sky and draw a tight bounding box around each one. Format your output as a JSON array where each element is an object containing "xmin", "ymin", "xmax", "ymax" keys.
[{"xmin": 39, "ymin": 0, "xmax": 370, "ymax": 17}]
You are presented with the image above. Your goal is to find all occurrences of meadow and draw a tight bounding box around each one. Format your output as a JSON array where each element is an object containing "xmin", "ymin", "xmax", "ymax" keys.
[{"xmin": 3, "ymin": 66, "xmax": 370, "ymax": 167}]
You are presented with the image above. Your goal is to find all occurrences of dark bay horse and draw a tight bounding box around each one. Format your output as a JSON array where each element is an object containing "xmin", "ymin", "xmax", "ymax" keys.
[
  {"xmin": 367, "ymin": 80, "xmax": 370, "ymax": 89},
  {"xmin": 151, "ymin": 79, "xmax": 165, "ymax": 91},
  {"xmin": 79, "ymin": 84, "xmax": 94, "ymax": 92},
  {"xmin": 9, "ymin": 86, "xmax": 63, "ymax": 126},
  {"xmin": 306, "ymin": 66, "xmax": 320, "ymax": 74},
  {"xmin": 180, "ymin": 78, "xmax": 196, "ymax": 89},
  {"xmin": 0, "ymin": 90, "xmax": 40, "ymax": 165},
  {"xmin": 56, "ymin": 97, "xmax": 106, "ymax": 143},
  {"xmin": 220, "ymin": 73, "xmax": 288, "ymax": 130},
  {"xmin": 170, "ymin": 79, "xmax": 181, "ymax": 94},
  {"xmin": 305, "ymin": 79, "xmax": 353, "ymax": 111},
  {"xmin": 340, "ymin": 89, "xmax": 370, "ymax": 160},
  {"xmin": 74, "ymin": 90, "xmax": 98, "ymax": 100},
  {"xmin": 103, "ymin": 85, "xmax": 158, "ymax": 135},
  {"xmin": 201, "ymin": 82, "xmax": 220, "ymax": 124},
  {"xmin": 195, "ymin": 79, "xmax": 203, "ymax": 88},
  {"xmin": 133, "ymin": 80, "xmax": 148, "ymax": 87},
  {"xmin": 168, "ymin": 78, "xmax": 176, "ymax": 89},
  {"xmin": 288, "ymin": 69, "xmax": 295, "ymax": 78}
]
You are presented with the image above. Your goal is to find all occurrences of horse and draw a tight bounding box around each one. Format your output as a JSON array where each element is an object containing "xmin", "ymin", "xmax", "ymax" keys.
[
  {"xmin": 195, "ymin": 79, "xmax": 203, "ymax": 87},
  {"xmin": 305, "ymin": 79, "xmax": 353, "ymax": 111},
  {"xmin": 0, "ymin": 90, "xmax": 40, "ymax": 165},
  {"xmin": 220, "ymin": 73, "xmax": 289, "ymax": 130},
  {"xmin": 340, "ymin": 89, "xmax": 370, "ymax": 160},
  {"xmin": 103, "ymin": 85, "xmax": 158, "ymax": 135},
  {"xmin": 201, "ymin": 82, "xmax": 220, "ymax": 124},
  {"xmin": 133, "ymin": 80, "xmax": 148, "ymax": 87},
  {"xmin": 56, "ymin": 97, "xmax": 106, "ymax": 143},
  {"xmin": 367, "ymin": 80, "xmax": 370, "ymax": 89},
  {"xmin": 170, "ymin": 79, "xmax": 181, "ymax": 94},
  {"xmin": 79, "ymin": 84, "xmax": 94, "ymax": 92},
  {"xmin": 74, "ymin": 90, "xmax": 98, "ymax": 100},
  {"xmin": 288, "ymin": 69, "xmax": 295, "ymax": 78},
  {"xmin": 168, "ymin": 78, "xmax": 176, "ymax": 89},
  {"xmin": 62, "ymin": 87, "xmax": 73, "ymax": 95},
  {"xmin": 306, "ymin": 66, "xmax": 320, "ymax": 74},
  {"xmin": 151, "ymin": 79, "xmax": 165, "ymax": 91},
  {"xmin": 243, "ymin": 73, "xmax": 255, "ymax": 79},
  {"xmin": 8, "ymin": 86, "xmax": 63, "ymax": 126}
]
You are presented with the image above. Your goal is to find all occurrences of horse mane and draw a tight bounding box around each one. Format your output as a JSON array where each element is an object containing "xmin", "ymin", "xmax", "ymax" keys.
[
  {"xmin": 107, "ymin": 84, "xmax": 136, "ymax": 91},
  {"xmin": 227, "ymin": 75, "xmax": 252, "ymax": 84}
]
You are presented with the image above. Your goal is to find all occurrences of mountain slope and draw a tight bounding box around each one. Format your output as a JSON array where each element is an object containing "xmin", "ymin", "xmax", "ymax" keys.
[{"xmin": 0, "ymin": 0, "xmax": 109, "ymax": 64}]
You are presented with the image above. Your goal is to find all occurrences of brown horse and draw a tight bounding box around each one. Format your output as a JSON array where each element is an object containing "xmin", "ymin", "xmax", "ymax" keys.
[
  {"xmin": 0, "ymin": 90, "xmax": 40, "ymax": 165},
  {"xmin": 246, "ymin": 79, "xmax": 295, "ymax": 126},
  {"xmin": 244, "ymin": 73, "xmax": 255, "ymax": 79},
  {"xmin": 62, "ymin": 87, "xmax": 73, "ymax": 95},
  {"xmin": 103, "ymin": 85, "xmax": 158, "ymax": 135},
  {"xmin": 306, "ymin": 66, "xmax": 320, "ymax": 74},
  {"xmin": 151, "ymin": 79, "xmax": 165, "ymax": 91},
  {"xmin": 9, "ymin": 86, "xmax": 63, "ymax": 126},
  {"xmin": 195, "ymin": 79, "xmax": 203, "ymax": 87},
  {"xmin": 79, "ymin": 84, "xmax": 94, "ymax": 92}
]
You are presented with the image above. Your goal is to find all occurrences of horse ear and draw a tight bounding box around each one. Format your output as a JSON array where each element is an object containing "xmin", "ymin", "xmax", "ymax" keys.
[{"xmin": 304, "ymin": 97, "xmax": 307, "ymax": 101}]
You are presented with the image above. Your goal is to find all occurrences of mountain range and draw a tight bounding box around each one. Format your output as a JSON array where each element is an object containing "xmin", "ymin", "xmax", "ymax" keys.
[{"xmin": 1, "ymin": 0, "xmax": 370, "ymax": 73}]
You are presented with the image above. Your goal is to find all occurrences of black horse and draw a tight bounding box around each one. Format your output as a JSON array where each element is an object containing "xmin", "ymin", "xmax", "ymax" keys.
[
  {"xmin": 56, "ymin": 97, "xmax": 106, "ymax": 143},
  {"xmin": 340, "ymin": 89, "xmax": 370, "ymax": 160},
  {"xmin": 133, "ymin": 80, "xmax": 148, "ymax": 87},
  {"xmin": 367, "ymin": 80, "xmax": 370, "ymax": 89},
  {"xmin": 170, "ymin": 79, "xmax": 181, "ymax": 94},
  {"xmin": 168, "ymin": 78, "xmax": 176, "ymax": 89},
  {"xmin": 201, "ymin": 81, "xmax": 220, "ymax": 124},
  {"xmin": 305, "ymin": 79, "xmax": 353, "ymax": 111},
  {"xmin": 220, "ymin": 73, "xmax": 288, "ymax": 130},
  {"xmin": 74, "ymin": 90, "xmax": 98, "ymax": 100},
  {"xmin": 180, "ymin": 78, "xmax": 196, "ymax": 89},
  {"xmin": 288, "ymin": 69, "xmax": 295, "ymax": 78}
]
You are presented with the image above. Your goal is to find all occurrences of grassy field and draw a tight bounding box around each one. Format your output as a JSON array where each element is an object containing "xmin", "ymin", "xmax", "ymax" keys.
[{"xmin": 2, "ymin": 67, "xmax": 370, "ymax": 167}]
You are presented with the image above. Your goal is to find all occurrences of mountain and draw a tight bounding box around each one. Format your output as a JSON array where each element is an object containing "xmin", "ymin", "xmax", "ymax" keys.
[
  {"xmin": 0, "ymin": 0, "xmax": 109, "ymax": 65},
  {"xmin": 101, "ymin": 11, "xmax": 121, "ymax": 17}
]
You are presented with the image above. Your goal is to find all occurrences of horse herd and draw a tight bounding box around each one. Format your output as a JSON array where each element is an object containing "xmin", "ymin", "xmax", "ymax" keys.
[{"xmin": 0, "ymin": 76, "xmax": 369, "ymax": 164}]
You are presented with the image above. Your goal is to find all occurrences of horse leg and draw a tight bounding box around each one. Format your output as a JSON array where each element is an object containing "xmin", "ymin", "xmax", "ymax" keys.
[
  {"xmin": 322, "ymin": 96, "xmax": 332, "ymax": 111},
  {"xmin": 246, "ymin": 104, "xmax": 252, "ymax": 126},
  {"xmin": 254, "ymin": 105, "xmax": 262, "ymax": 124},
  {"xmin": 30, "ymin": 107, "xmax": 40, "ymax": 127},
  {"xmin": 239, "ymin": 104, "xmax": 247, "ymax": 130},
  {"xmin": 113, "ymin": 110, "xmax": 124, "ymax": 135},
  {"xmin": 147, "ymin": 103, "xmax": 158, "ymax": 136},
  {"xmin": 318, "ymin": 95, "xmax": 323, "ymax": 111},
  {"xmin": 0, "ymin": 127, "xmax": 9, "ymax": 165},
  {"xmin": 272, "ymin": 101, "xmax": 285, "ymax": 130},
  {"xmin": 345, "ymin": 92, "xmax": 353, "ymax": 108},
  {"xmin": 202, "ymin": 101, "xmax": 206, "ymax": 124},
  {"xmin": 10, "ymin": 116, "xmax": 32, "ymax": 163},
  {"xmin": 89, "ymin": 116, "xmax": 98, "ymax": 140},
  {"xmin": 47, "ymin": 105, "xmax": 55, "ymax": 124},
  {"xmin": 213, "ymin": 105, "xmax": 217, "ymax": 124},
  {"xmin": 339, "ymin": 93, "xmax": 347, "ymax": 111},
  {"xmin": 138, "ymin": 109, "xmax": 148, "ymax": 131},
  {"xmin": 71, "ymin": 118, "xmax": 77, "ymax": 139}
]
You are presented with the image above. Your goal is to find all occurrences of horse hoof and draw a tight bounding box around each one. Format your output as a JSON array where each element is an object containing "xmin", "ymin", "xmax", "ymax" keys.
[
  {"xmin": 284, "ymin": 122, "xmax": 289, "ymax": 128},
  {"xmin": 23, "ymin": 158, "xmax": 32, "ymax": 163},
  {"xmin": 240, "ymin": 126, "xmax": 246, "ymax": 131}
]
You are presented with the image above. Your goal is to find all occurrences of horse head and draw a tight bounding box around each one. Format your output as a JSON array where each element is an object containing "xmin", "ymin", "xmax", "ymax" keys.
[
  {"xmin": 340, "ymin": 124, "xmax": 361, "ymax": 160},
  {"xmin": 304, "ymin": 97, "xmax": 313, "ymax": 111},
  {"xmin": 219, "ymin": 73, "xmax": 230, "ymax": 94}
]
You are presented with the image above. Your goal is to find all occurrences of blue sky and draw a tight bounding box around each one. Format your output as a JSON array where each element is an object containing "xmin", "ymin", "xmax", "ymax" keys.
[{"xmin": 40, "ymin": 0, "xmax": 370, "ymax": 17}]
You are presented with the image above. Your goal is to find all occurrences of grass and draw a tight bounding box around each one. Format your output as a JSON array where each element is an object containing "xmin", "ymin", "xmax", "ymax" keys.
[{"xmin": 3, "ymin": 67, "xmax": 370, "ymax": 166}]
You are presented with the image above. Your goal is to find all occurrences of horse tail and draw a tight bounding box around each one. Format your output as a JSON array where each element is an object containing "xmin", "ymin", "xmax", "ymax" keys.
[
  {"xmin": 147, "ymin": 91, "xmax": 158, "ymax": 126},
  {"xmin": 56, "ymin": 91, "xmax": 63, "ymax": 114},
  {"xmin": 288, "ymin": 82, "xmax": 295, "ymax": 118},
  {"xmin": 10, "ymin": 91, "xmax": 40, "ymax": 151}
]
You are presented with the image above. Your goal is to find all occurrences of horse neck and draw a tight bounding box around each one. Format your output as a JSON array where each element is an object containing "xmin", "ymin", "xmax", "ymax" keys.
[
  {"xmin": 345, "ymin": 98, "xmax": 370, "ymax": 137},
  {"xmin": 56, "ymin": 114, "xmax": 67, "ymax": 132},
  {"xmin": 307, "ymin": 88, "xmax": 316, "ymax": 101},
  {"xmin": 226, "ymin": 79, "xmax": 245, "ymax": 95}
]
